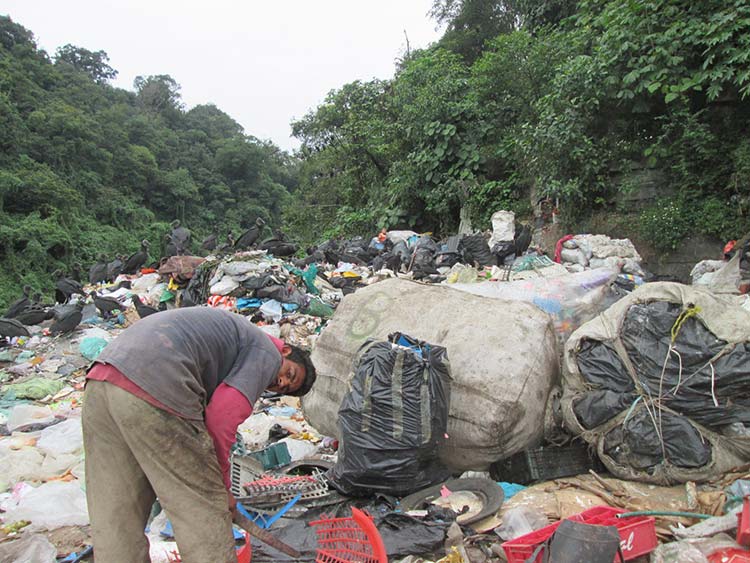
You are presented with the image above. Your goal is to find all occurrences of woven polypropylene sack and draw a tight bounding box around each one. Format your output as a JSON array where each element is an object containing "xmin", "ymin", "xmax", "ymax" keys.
[{"xmin": 561, "ymin": 282, "xmax": 750, "ymax": 484}]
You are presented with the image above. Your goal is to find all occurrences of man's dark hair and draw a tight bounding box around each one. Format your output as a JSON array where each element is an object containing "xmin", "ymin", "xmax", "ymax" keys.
[{"xmin": 286, "ymin": 345, "xmax": 316, "ymax": 396}]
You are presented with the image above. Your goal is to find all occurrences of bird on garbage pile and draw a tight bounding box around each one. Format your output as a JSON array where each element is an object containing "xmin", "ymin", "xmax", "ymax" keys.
[
  {"xmin": 201, "ymin": 228, "xmax": 218, "ymax": 252},
  {"xmin": 49, "ymin": 300, "xmax": 84, "ymax": 335},
  {"xmin": 15, "ymin": 304, "xmax": 54, "ymax": 326},
  {"xmin": 71, "ymin": 262, "xmax": 83, "ymax": 283},
  {"xmin": 132, "ymin": 294, "xmax": 159, "ymax": 319},
  {"xmin": 89, "ymin": 254, "xmax": 109, "ymax": 285},
  {"xmin": 54, "ymin": 271, "xmax": 84, "ymax": 304},
  {"xmin": 169, "ymin": 220, "xmax": 191, "ymax": 255},
  {"xmin": 105, "ymin": 279, "xmax": 132, "ymax": 293},
  {"xmin": 4, "ymin": 285, "xmax": 32, "ymax": 318},
  {"xmin": 122, "ymin": 240, "xmax": 150, "ymax": 275},
  {"xmin": 0, "ymin": 317, "xmax": 30, "ymax": 340},
  {"xmin": 260, "ymin": 240, "xmax": 298, "ymax": 257},
  {"xmin": 234, "ymin": 217, "xmax": 266, "ymax": 249},
  {"xmin": 514, "ymin": 223, "xmax": 532, "ymax": 257},
  {"xmin": 106, "ymin": 255, "xmax": 124, "ymax": 282},
  {"xmin": 217, "ymin": 232, "xmax": 235, "ymax": 253},
  {"xmin": 90, "ymin": 291, "xmax": 124, "ymax": 319},
  {"xmin": 164, "ymin": 233, "xmax": 178, "ymax": 258}
]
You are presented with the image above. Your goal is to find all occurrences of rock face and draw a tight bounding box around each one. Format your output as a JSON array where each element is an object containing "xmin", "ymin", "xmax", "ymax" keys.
[{"xmin": 303, "ymin": 278, "xmax": 560, "ymax": 471}]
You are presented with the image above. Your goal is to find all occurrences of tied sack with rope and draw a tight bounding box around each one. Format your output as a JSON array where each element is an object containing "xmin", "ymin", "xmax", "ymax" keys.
[
  {"xmin": 328, "ymin": 333, "xmax": 452, "ymax": 496},
  {"xmin": 560, "ymin": 282, "xmax": 750, "ymax": 485}
]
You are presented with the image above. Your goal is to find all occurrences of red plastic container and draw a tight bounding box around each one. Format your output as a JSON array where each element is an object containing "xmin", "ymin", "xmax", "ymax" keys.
[
  {"xmin": 502, "ymin": 506, "xmax": 657, "ymax": 563},
  {"xmin": 737, "ymin": 496, "xmax": 750, "ymax": 546},
  {"xmin": 236, "ymin": 532, "xmax": 252, "ymax": 563},
  {"xmin": 708, "ymin": 549, "xmax": 750, "ymax": 563},
  {"xmin": 311, "ymin": 507, "xmax": 387, "ymax": 563}
]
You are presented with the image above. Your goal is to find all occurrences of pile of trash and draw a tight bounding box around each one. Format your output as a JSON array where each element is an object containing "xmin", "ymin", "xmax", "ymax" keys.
[
  {"xmin": 2, "ymin": 213, "xmax": 750, "ymax": 561},
  {"xmin": 555, "ymin": 233, "xmax": 645, "ymax": 277}
]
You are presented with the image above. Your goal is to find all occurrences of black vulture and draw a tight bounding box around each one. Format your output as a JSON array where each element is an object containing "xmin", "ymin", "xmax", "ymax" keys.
[
  {"xmin": 164, "ymin": 233, "xmax": 178, "ymax": 258},
  {"xmin": 16, "ymin": 305, "xmax": 53, "ymax": 326},
  {"xmin": 259, "ymin": 240, "xmax": 298, "ymax": 257},
  {"xmin": 217, "ymin": 232, "xmax": 235, "ymax": 253},
  {"xmin": 4, "ymin": 285, "xmax": 32, "ymax": 318},
  {"xmin": 106, "ymin": 255, "xmax": 124, "ymax": 282},
  {"xmin": 169, "ymin": 220, "xmax": 191, "ymax": 254},
  {"xmin": 50, "ymin": 300, "xmax": 84, "ymax": 335},
  {"xmin": 132, "ymin": 295, "xmax": 159, "ymax": 318},
  {"xmin": 105, "ymin": 280, "xmax": 132, "ymax": 293},
  {"xmin": 122, "ymin": 240, "xmax": 151, "ymax": 275},
  {"xmin": 234, "ymin": 218, "xmax": 266, "ymax": 249},
  {"xmin": 89, "ymin": 254, "xmax": 109, "ymax": 285},
  {"xmin": 54, "ymin": 271, "xmax": 84, "ymax": 304},
  {"xmin": 0, "ymin": 317, "xmax": 30, "ymax": 339},
  {"xmin": 201, "ymin": 229, "xmax": 218, "ymax": 252},
  {"xmin": 514, "ymin": 223, "xmax": 532, "ymax": 256},
  {"xmin": 71, "ymin": 263, "xmax": 83, "ymax": 283},
  {"xmin": 90, "ymin": 291, "xmax": 124, "ymax": 318}
]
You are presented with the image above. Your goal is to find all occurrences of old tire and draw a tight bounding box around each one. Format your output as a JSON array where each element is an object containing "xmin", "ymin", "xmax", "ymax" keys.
[{"xmin": 398, "ymin": 477, "xmax": 504, "ymax": 525}]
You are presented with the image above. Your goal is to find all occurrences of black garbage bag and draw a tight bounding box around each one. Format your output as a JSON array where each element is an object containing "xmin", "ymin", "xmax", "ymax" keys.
[
  {"xmin": 328, "ymin": 333, "xmax": 452, "ymax": 497},
  {"xmin": 491, "ymin": 241, "xmax": 516, "ymax": 264},
  {"xmin": 435, "ymin": 235, "xmax": 462, "ymax": 268},
  {"xmin": 391, "ymin": 241, "xmax": 411, "ymax": 266},
  {"xmin": 459, "ymin": 234, "xmax": 494, "ymax": 266},
  {"xmin": 260, "ymin": 240, "xmax": 298, "ymax": 257},
  {"xmin": 603, "ymin": 409, "xmax": 712, "ymax": 470},
  {"xmin": 181, "ymin": 262, "xmax": 214, "ymax": 307},
  {"xmin": 412, "ymin": 249, "xmax": 438, "ymax": 279}
]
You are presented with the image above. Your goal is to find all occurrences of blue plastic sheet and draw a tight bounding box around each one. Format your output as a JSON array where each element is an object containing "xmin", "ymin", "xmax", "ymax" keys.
[{"xmin": 498, "ymin": 481, "xmax": 526, "ymax": 500}]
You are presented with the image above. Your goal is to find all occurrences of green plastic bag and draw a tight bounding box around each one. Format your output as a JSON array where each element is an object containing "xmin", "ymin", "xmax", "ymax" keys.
[
  {"xmin": 3, "ymin": 377, "xmax": 65, "ymax": 400},
  {"xmin": 303, "ymin": 297, "xmax": 334, "ymax": 319},
  {"xmin": 288, "ymin": 264, "xmax": 320, "ymax": 295},
  {"xmin": 79, "ymin": 337, "xmax": 109, "ymax": 361}
]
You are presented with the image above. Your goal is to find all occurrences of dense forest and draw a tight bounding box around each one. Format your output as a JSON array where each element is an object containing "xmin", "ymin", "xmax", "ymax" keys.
[
  {"xmin": 287, "ymin": 0, "xmax": 750, "ymax": 247},
  {"xmin": 2, "ymin": 0, "xmax": 750, "ymax": 307},
  {"xmin": 0, "ymin": 16, "xmax": 298, "ymax": 306}
]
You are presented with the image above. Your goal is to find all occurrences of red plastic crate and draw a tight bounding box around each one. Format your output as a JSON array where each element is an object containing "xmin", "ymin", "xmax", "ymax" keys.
[
  {"xmin": 708, "ymin": 549, "xmax": 750, "ymax": 563},
  {"xmin": 310, "ymin": 507, "xmax": 387, "ymax": 563},
  {"xmin": 737, "ymin": 496, "xmax": 750, "ymax": 546},
  {"xmin": 502, "ymin": 506, "xmax": 657, "ymax": 563}
]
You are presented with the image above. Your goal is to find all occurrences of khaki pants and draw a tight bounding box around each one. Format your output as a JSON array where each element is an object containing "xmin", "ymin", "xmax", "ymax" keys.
[{"xmin": 82, "ymin": 380, "xmax": 236, "ymax": 563}]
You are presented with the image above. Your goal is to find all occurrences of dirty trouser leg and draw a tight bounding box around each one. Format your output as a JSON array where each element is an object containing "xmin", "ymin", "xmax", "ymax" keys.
[
  {"xmin": 83, "ymin": 380, "xmax": 156, "ymax": 563},
  {"xmin": 84, "ymin": 381, "xmax": 236, "ymax": 563}
]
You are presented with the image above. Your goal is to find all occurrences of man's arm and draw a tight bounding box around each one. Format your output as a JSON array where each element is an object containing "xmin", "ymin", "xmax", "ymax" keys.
[{"xmin": 205, "ymin": 382, "xmax": 253, "ymax": 490}]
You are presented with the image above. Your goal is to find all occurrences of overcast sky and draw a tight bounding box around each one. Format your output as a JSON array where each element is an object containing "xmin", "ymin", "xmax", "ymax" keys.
[{"xmin": 2, "ymin": 1, "xmax": 444, "ymax": 151}]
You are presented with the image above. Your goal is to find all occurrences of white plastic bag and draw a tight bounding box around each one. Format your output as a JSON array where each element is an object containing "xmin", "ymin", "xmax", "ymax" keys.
[
  {"xmin": 489, "ymin": 210, "xmax": 515, "ymax": 247},
  {"xmin": 560, "ymin": 248, "xmax": 588, "ymax": 267},
  {"xmin": 279, "ymin": 437, "xmax": 318, "ymax": 462},
  {"xmin": 210, "ymin": 275, "xmax": 239, "ymax": 296},
  {"xmin": 259, "ymin": 299, "xmax": 283, "ymax": 322},
  {"xmin": 0, "ymin": 533, "xmax": 57, "ymax": 563},
  {"xmin": 495, "ymin": 506, "xmax": 549, "ymax": 541},
  {"xmin": 6, "ymin": 405, "xmax": 55, "ymax": 433},
  {"xmin": 3, "ymin": 480, "xmax": 89, "ymax": 531},
  {"xmin": 37, "ymin": 418, "xmax": 83, "ymax": 456},
  {"xmin": 0, "ymin": 449, "xmax": 44, "ymax": 491},
  {"xmin": 131, "ymin": 272, "xmax": 161, "ymax": 292}
]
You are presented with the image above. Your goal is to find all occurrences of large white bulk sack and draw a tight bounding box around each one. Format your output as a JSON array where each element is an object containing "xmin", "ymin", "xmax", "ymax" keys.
[
  {"xmin": 489, "ymin": 210, "xmax": 515, "ymax": 247},
  {"xmin": 303, "ymin": 278, "xmax": 559, "ymax": 471},
  {"xmin": 561, "ymin": 282, "xmax": 750, "ymax": 484}
]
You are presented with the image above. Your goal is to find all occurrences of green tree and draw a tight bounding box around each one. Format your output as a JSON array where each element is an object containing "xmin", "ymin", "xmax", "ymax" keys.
[{"xmin": 54, "ymin": 44, "xmax": 118, "ymax": 83}]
